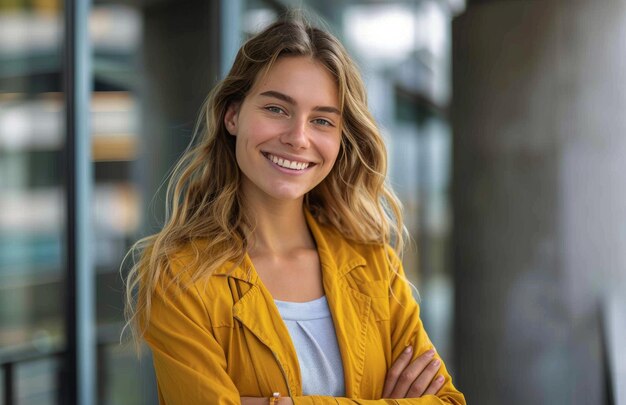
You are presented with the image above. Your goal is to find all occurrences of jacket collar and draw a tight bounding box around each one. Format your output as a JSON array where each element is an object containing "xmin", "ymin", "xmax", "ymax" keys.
[
  {"xmin": 211, "ymin": 254, "xmax": 259, "ymax": 283},
  {"xmin": 303, "ymin": 209, "xmax": 367, "ymax": 279}
]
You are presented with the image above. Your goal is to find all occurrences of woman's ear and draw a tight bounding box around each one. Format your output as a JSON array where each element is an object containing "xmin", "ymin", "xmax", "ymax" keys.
[{"xmin": 224, "ymin": 103, "xmax": 240, "ymax": 136}]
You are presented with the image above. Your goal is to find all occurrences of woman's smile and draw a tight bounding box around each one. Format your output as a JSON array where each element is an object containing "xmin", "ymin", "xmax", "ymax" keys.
[{"xmin": 263, "ymin": 152, "xmax": 315, "ymax": 172}]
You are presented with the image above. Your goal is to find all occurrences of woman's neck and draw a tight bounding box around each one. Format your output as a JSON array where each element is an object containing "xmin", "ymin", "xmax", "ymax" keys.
[{"xmin": 244, "ymin": 199, "xmax": 315, "ymax": 257}]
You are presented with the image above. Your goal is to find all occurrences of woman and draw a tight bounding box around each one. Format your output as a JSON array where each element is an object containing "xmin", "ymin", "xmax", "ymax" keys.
[{"xmin": 125, "ymin": 15, "xmax": 465, "ymax": 405}]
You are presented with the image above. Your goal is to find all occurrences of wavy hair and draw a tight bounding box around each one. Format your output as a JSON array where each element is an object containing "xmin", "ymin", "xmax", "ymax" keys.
[{"xmin": 124, "ymin": 15, "xmax": 407, "ymax": 345}]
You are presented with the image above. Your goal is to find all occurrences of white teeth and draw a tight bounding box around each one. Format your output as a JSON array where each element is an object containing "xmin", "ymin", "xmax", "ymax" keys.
[{"xmin": 266, "ymin": 153, "xmax": 310, "ymax": 170}]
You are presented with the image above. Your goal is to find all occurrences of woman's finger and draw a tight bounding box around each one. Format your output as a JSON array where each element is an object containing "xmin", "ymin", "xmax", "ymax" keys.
[
  {"xmin": 388, "ymin": 349, "xmax": 436, "ymax": 398},
  {"xmin": 405, "ymin": 358, "xmax": 442, "ymax": 398},
  {"xmin": 382, "ymin": 346, "xmax": 414, "ymax": 397},
  {"xmin": 423, "ymin": 374, "xmax": 445, "ymax": 396}
]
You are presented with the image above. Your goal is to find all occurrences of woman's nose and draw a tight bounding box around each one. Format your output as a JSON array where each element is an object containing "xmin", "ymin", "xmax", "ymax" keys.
[{"xmin": 280, "ymin": 117, "xmax": 310, "ymax": 149}]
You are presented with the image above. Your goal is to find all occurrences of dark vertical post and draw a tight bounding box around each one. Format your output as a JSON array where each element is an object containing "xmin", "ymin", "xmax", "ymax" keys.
[
  {"xmin": 63, "ymin": 0, "xmax": 95, "ymax": 404},
  {"xmin": 3, "ymin": 363, "xmax": 14, "ymax": 405}
]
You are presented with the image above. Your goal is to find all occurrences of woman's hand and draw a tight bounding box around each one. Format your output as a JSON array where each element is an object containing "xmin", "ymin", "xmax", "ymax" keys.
[{"xmin": 381, "ymin": 347, "xmax": 445, "ymax": 399}]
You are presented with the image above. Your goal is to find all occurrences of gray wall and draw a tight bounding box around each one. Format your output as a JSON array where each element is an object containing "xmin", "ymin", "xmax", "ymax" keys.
[{"xmin": 452, "ymin": 1, "xmax": 626, "ymax": 403}]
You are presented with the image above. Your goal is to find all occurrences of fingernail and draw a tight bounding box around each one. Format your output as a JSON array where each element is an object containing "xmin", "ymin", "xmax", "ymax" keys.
[
  {"xmin": 404, "ymin": 346, "xmax": 413, "ymax": 354},
  {"xmin": 432, "ymin": 359, "xmax": 441, "ymax": 367},
  {"xmin": 426, "ymin": 349, "xmax": 436, "ymax": 357},
  {"xmin": 436, "ymin": 375, "xmax": 445, "ymax": 383}
]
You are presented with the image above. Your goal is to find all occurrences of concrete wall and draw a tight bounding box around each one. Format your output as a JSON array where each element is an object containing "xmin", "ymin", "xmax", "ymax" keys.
[{"xmin": 452, "ymin": 1, "xmax": 626, "ymax": 403}]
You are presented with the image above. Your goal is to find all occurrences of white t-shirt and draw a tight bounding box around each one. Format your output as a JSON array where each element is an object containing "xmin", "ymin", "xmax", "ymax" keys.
[{"xmin": 274, "ymin": 296, "xmax": 346, "ymax": 396}]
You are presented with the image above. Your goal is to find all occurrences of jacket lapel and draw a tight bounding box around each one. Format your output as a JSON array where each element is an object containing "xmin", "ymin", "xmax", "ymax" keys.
[{"xmin": 228, "ymin": 255, "xmax": 302, "ymax": 396}]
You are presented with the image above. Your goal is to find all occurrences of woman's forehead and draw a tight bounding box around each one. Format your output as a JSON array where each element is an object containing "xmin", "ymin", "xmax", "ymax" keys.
[{"xmin": 247, "ymin": 56, "xmax": 340, "ymax": 107}]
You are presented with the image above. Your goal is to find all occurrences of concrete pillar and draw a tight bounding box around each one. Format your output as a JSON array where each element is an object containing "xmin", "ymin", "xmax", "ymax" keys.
[{"xmin": 452, "ymin": 1, "xmax": 626, "ymax": 404}]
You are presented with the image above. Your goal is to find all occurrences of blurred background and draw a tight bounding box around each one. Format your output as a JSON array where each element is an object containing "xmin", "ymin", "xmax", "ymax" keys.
[{"xmin": 1, "ymin": 0, "xmax": 625, "ymax": 404}]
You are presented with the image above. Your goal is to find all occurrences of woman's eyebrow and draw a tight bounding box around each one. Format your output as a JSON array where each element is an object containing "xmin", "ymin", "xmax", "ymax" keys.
[{"xmin": 259, "ymin": 90, "xmax": 341, "ymax": 115}]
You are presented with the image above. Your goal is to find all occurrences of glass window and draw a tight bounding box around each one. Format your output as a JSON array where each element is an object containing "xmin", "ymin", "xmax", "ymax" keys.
[{"xmin": 0, "ymin": 0, "xmax": 65, "ymax": 403}]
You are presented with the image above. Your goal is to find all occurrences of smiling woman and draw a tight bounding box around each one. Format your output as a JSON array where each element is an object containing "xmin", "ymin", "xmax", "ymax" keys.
[{"xmin": 124, "ymin": 13, "xmax": 465, "ymax": 405}]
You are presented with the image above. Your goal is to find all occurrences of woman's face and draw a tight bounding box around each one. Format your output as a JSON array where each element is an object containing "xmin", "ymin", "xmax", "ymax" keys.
[{"xmin": 224, "ymin": 56, "xmax": 342, "ymax": 205}]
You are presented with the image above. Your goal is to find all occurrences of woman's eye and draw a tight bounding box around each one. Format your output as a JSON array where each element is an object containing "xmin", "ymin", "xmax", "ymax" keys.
[
  {"xmin": 266, "ymin": 106, "xmax": 285, "ymax": 114},
  {"xmin": 312, "ymin": 118, "xmax": 333, "ymax": 127}
]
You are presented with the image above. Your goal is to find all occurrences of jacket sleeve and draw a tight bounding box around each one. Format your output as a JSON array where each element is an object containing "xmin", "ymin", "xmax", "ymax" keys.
[
  {"xmin": 291, "ymin": 248, "xmax": 466, "ymax": 405},
  {"xmin": 144, "ymin": 266, "xmax": 240, "ymax": 405}
]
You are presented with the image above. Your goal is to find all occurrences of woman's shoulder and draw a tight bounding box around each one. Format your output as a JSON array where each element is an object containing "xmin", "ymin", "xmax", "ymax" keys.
[
  {"xmin": 160, "ymin": 239, "xmax": 239, "ymax": 287},
  {"xmin": 164, "ymin": 239, "xmax": 208, "ymax": 273},
  {"xmin": 147, "ymin": 240, "xmax": 239, "ymax": 331}
]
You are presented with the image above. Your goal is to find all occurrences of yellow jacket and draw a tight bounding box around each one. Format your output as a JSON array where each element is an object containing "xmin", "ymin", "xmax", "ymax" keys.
[{"xmin": 145, "ymin": 211, "xmax": 466, "ymax": 404}]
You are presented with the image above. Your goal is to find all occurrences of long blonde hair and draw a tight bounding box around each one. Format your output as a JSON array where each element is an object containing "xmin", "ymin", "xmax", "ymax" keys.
[{"xmin": 124, "ymin": 15, "xmax": 407, "ymax": 344}]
